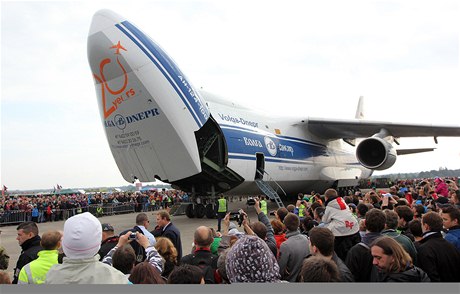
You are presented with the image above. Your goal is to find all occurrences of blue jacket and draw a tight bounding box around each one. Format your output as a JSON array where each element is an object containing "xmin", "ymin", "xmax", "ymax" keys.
[{"xmin": 445, "ymin": 226, "xmax": 460, "ymax": 252}]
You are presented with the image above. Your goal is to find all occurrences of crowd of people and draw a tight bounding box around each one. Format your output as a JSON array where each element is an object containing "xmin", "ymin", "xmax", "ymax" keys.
[
  {"xmin": 0, "ymin": 176, "xmax": 459, "ymax": 284},
  {"xmin": 0, "ymin": 189, "xmax": 189, "ymax": 224}
]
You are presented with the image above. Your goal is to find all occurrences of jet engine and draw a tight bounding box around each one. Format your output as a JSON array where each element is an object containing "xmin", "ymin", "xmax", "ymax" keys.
[{"xmin": 356, "ymin": 137, "xmax": 396, "ymax": 170}]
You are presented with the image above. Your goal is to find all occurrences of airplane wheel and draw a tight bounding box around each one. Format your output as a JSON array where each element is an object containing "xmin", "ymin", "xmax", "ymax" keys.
[
  {"xmin": 185, "ymin": 204, "xmax": 195, "ymax": 218},
  {"xmin": 205, "ymin": 204, "xmax": 215, "ymax": 219},
  {"xmin": 195, "ymin": 204, "xmax": 205, "ymax": 218}
]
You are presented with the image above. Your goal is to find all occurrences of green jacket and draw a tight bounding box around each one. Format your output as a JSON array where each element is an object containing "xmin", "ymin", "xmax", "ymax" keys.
[{"xmin": 18, "ymin": 250, "xmax": 59, "ymax": 284}]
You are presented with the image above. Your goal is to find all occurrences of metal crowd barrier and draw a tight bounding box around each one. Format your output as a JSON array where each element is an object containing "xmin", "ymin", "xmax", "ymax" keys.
[
  {"xmin": 0, "ymin": 202, "xmax": 136, "ymax": 225},
  {"xmin": 0, "ymin": 210, "xmax": 28, "ymax": 225}
]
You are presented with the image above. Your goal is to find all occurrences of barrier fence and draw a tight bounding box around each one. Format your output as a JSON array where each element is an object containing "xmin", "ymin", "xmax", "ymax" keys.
[{"xmin": 0, "ymin": 203, "xmax": 136, "ymax": 226}]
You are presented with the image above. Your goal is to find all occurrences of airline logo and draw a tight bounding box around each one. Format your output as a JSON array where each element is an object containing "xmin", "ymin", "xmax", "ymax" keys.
[
  {"xmin": 93, "ymin": 41, "xmax": 137, "ymax": 119},
  {"xmin": 264, "ymin": 136, "xmax": 277, "ymax": 157},
  {"xmin": 104, "ymin": 108, "xmax": 161, "ymax": 130},
  {"xmin": 218, "ymin": 113, "xmax": 258, "ymax": 128}
]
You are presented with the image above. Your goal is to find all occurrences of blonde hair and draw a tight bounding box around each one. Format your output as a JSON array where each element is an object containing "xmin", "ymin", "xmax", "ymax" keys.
[{"xmin": 154, "ymin": 237, "xmax": 178, "ymax": 264}]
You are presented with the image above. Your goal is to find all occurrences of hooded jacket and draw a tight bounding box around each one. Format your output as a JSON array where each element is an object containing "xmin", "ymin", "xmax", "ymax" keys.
[
  {"xmin": 322, "ymin": 196, "xmax": 359, "ymax": 237},
  {"xmin": 46, "ymin": 256, "xmax": 129, "ymax": 284}
]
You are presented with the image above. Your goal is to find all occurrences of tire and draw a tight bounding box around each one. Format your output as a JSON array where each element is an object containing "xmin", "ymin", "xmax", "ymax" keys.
[
  {"xmin": 205, "ymin": 204, "xmax": 215, "ymax": 219},
  {"xmin": 195, "ymin": 204, "xmax": 205, "ymax": 218},
  {"xmin": 185, "ymin": 204, "xmax": 195, "ymax": 218}
]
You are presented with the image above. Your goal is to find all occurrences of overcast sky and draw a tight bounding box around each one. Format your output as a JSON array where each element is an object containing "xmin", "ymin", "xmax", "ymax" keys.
[{"xmin": 1, "ymin": 0, "xmax": 459, "ymax": 190}]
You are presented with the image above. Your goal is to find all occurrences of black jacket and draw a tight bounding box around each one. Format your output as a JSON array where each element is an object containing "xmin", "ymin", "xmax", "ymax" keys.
[
  {"xmin": 375, "ymin": 266, "xmax": 431, "ymax": 282},
  {"xmin": 98, "ymin": 235, "xmax": 119, "ymax": 261},
  {"xmin": 345, "ymin": 232, "xmax": 381, "ymax": 282},
  {"xmin": 332, "ymin": 253, "xmax": 354, "ymax": 282},
  {"xmin": 13, "ymin": 235, "xmax": 42, "ymax": 284},
  {"xmin": 181, "ymin": 248, "xmax": 218, "ymax": 284},
  {"xmin": 417, "ymin": 231, "xmax": 460, "ymax": 282},
  {"xmin": 152, "ymin": 222, "xmax": 182, "ymax": 261}
]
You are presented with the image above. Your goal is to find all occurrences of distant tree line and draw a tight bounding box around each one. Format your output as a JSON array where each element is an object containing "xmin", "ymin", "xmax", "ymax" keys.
[{"xmin": 373, "ymin": 168, "xmax": 460, "ymax": 181}]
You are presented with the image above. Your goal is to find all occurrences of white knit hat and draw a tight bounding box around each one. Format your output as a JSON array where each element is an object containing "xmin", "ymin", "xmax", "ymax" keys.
[{"xmin": 62, "ymin": 212, "xmax": 102, "ymax": 259}]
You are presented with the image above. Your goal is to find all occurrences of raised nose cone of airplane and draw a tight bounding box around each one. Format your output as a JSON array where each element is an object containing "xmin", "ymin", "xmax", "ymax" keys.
[{"xmin": 87, "ymin": 9, "xmax": 210, "ymax": 183}]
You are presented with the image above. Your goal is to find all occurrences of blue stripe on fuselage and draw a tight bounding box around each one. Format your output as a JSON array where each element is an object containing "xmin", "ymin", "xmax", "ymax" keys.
[
  {"xmin": 221, "ymin": 126, "xmax": 329, "ymax": 162},
  {"xmin": 116, "ymin": 22, "xmax": 209, "ymax": 127},
  {"xmin": 219, "ymin": 123, "xmax": 327, "ymax": 148}
]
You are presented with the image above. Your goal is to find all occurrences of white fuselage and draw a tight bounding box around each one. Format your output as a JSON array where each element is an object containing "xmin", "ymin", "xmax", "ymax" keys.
[{"xmin": 203, "ymin": 92, "xmax": 373, "ymax": 195}]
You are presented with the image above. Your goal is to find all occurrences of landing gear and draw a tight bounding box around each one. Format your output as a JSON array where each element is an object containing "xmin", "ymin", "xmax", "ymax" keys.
[
  {"xmin": 185, "ymin": 204, "xmax": 195, "ymax": 218},
  {"xmin": 205, "ymin": 204, "xmax": 215, "ymax": 219},
  {"xmin": 195, "ymin": 204, "xmax": 205, "ymax": 218}
]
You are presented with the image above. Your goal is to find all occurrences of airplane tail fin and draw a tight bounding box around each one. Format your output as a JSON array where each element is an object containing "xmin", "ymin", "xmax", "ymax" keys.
[{"xmin": 355, "ymin": 96, "xmax": 364, "ymax": 119}]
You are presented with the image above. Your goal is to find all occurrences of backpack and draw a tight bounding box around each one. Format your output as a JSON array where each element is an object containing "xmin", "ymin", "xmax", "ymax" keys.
[
  {"xmin": 188, "ymin": 252, "xmax": 218, "ymax": 284},
  {"xmin": 119, "ymin": 226, "xmax": 145, "ymax": 263}
]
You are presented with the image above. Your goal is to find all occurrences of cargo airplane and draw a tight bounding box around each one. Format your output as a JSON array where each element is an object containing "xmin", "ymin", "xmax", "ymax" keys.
[{"xmin": 87, "ymin": 10, "xmax": 460, "ymax": 218}]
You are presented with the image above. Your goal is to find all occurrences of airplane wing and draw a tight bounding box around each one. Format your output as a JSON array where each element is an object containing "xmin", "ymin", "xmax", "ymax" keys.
[{"xmin": 305, "ymin": 117, "xmax": 460, "ymax": 140}]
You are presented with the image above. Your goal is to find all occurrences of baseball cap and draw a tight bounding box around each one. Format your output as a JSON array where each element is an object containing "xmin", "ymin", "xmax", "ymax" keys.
[{"xmin": 102, "ymin": 223, "xmax": 114, "ymax": 231}]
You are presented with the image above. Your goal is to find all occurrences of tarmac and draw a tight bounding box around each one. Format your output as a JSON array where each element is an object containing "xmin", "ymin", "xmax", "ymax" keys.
[{"xmin": 0, "ymin": 198, "xmax": 278, "ymax": 282}]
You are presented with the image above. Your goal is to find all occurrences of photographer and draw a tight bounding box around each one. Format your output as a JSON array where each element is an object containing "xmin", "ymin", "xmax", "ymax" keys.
[{"xmin": 102, "ymin": 231, "xmax": 163, "ymax": 276}]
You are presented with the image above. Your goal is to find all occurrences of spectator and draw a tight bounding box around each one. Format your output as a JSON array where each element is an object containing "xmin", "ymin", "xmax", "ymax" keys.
[
  {"xmin": 13, "ymin": 221, "xmax": 42, "ymax": 284},
  {"xmin": 345, "ymin": 208, "xmax": 385, "ymax": 282},
  {"xmin": 152, "ymin": 210, "xmax": 182, "ymax": 261},
  {"xmin": 313, "ymin": 207, "xmax": 325, "ymax": 226},
  {"xmin": 308, "ymin": 227, "xmax": 354, "ymax": 282},
  {"xmin": 395, "ymin": 205, "xmax": 415, "ymax": 241},
  {"xmin": 180, "ymin": 226, "xmax": 218, "ymax": 284},
  {"xmin": 322, "ymin": 188, "xmax": 361, "ymax": 261},
  {"xmin": 0, "ymin": 271, "xmax": 11, "ymax": 284},
  {"xmin": 370, "ymin": 236, "xmax": 430, "ymax": 282},
  {"xmin": 226, "ymin": 235, "xmax": 281, "ymax": 283},
  {"xmin": 98, "ymin": 223, "xmax": 119, "ymax": 261},
  {"xmin": 417, "ymin": 211, "xmax": 460, "ymax": 282},
  {"xmin": 216, "ymin": 248, "xmax": 230, "ymax": 284},
  {"xmin": 167, "ymin": 264, "xmax": 204, "ymax": 284},
  {"xmin": 274, "ymin": 207, "xmax": 289, "ymax": 223},
  {"xmin": 154, "ymin": 237, "xmax": 178, "ymax": 279},
  {"xmin": 278, "ymin": 213, "xmax": 310, "ymax": 282},
  {"xmin": 250, "ymin": 198, "xmax": 278, "ymax": 257},
  {"xmin": 412, "ymin": 204, "xmax": 426, "ymax": 220},
  {"xmin": 109, "ymin": 244, "xmax": 136, "ymax": 276},
  {"xmin": 299, "ymin": 256, "xmax": 340, "ymax": 282},
  {"xmin": 451, "ymin": 190, "xmax": 460, "ymax": 209},
  {"xmin": 0, "ymin": 246, "xmax": 9, "ymax": 271},
  {"xmin": 129, "ymin": 261, "xmax": 166, "ymax": 284},
  {"xmin": 299, "ymin": 215, "xmax": 318, "ymax": 237},
  {"xmin": 440, "ymin": 206, "xmax": 460, "ymax": 251},
  {"xmin": 434, "ymin": 178, "xmax": 449, "ymax": 197},
  {"xmin": 381, "ymin": 210, "xmax": 418, "ymax": 263},
  {"xmin": 407, "ymin": 219, "xmax": 424, "ymax": 250},
  {"xmin": 45, "ymin": 212, "xmax": 129, "ymax": 284},
  {"xmin": 18, "ymin": 230, "xmax": 61, "ymax": 284},
  {"xmin": 271, "ymin": 219, "xmax": 287, "ymax": 253},
  {"xmin": 209, "ymin": 227, "xmax": 222, "ymax": 255},
  {"xmin": 134, "ymin": 213, "xmax": 156, "ymax": 246}
]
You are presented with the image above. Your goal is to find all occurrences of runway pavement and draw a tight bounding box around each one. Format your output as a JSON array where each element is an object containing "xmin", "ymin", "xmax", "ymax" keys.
[{"xmin": 0, "ymin": 198, "xmax": 279, "ymax": 282}]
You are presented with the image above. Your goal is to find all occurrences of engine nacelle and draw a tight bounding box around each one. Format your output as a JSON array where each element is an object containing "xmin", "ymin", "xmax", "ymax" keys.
[{"xmin": 356, "ymin": 137, "xmax": 397, "ymax": 170}]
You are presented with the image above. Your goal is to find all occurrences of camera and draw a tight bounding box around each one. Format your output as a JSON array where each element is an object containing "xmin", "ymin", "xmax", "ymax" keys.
[
  {"xmin": 246, "ymin": 197, "xmax": 255, "ymax": 206},
  {"xmin": 129, "ymin": 233, "xmax": 137, "ymax": 240},
  {"xmin": 229, "ymin": 211, "xmax": 240, "ymax": 221}
]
